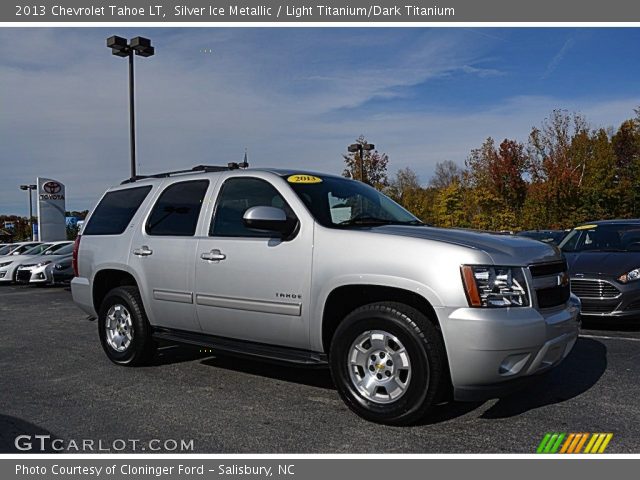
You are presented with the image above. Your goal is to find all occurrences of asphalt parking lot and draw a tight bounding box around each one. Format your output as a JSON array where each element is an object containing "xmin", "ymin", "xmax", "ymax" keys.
[{"xmin": 1, "ymin": 284, "xmax": 639, "ymax": 453}]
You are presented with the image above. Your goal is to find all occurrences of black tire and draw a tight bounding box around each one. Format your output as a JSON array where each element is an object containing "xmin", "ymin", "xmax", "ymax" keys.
[
  {"xmin": 329, "ymin": 301, "xmax": 446, "ymax": 425},
  {"xmin": 98, "ymin": 286, "xmax": 155, "ymax": 366}
]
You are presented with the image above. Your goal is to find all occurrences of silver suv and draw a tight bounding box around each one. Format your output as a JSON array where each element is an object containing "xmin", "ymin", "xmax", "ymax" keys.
[{"xmin": 72, "ymin": 165, "xmax": 580, "ymax": 425}]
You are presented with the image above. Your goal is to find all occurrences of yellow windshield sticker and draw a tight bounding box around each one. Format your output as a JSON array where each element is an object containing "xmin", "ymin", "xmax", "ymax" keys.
[
  {"xmin": 287, "ymin": 174, "xmax": 322, "ymax": 184},
  {"xmin": 575, "ymin": 224, "xmax": 598, "ymax": 230}
]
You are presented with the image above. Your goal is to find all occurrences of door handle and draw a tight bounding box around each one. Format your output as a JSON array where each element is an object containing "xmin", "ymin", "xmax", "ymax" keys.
[
  {"xmin": 133, "ymin": 245, "xmax": 153, "ymax": 257},
  {"xmin": 201, "ymin": 249, "xmax": 226, "ymax": 262}
]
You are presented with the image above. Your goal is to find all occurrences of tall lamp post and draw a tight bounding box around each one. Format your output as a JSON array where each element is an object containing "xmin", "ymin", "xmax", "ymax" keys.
[
  {"xmin": 19, "ymin": 184, "xmax": 37, "ymax": 241},
  {"xmin": 107, "ymin": 35, "xmax": 155, "ymax": 181},
  {"xmin": 347, "ymin": 143, "xmax": 375, "ymax": 182}
]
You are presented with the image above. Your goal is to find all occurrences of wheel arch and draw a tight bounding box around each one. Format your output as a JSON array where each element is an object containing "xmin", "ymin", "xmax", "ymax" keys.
[
  {"xmin": 92, "ymin": 268, "xmax": 140, "ymax": 313},
  {"xmin": 320, "ymin": 283, "xmax": 443, "ymax": 354}
]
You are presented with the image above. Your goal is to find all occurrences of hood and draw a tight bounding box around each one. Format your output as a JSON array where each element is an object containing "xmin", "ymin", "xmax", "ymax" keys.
[
  {"xmin": 0, "ymin": 253, "xmax": 33, "ymax": 265},
  {"xmin": 370, "ymin": 226, "xmax": 562, "ymax": 265},
  {"xmin": 565, "ymin": 251, "xmax": 640, "ymax": 277}
]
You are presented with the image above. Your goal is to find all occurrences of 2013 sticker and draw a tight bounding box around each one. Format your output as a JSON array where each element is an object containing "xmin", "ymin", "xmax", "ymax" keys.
[{"xmin": 287, "ymin": 174, "xmax": 322, "ymax": 184}]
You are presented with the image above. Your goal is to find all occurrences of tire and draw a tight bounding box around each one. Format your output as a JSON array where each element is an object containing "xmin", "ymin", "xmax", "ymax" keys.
[
  {"xmin": 98, "ymin": 286, "xmax": 155, "ymax": 366},
  {"xmin": 329, "ymin": 301, "xmax": 446, "ymax": 425}
]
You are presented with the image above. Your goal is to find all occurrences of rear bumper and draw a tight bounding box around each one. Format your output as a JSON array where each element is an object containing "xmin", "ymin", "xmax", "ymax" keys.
[
  {"xmin": 71, "ymin": 276, "xmax": 96, "ymax": 316},
  {"xmin": 437, "ymin": 295, "xmax": 581, "ymax": 401}
]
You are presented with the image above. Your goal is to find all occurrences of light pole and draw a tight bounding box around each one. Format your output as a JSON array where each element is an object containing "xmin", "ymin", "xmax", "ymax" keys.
[
  {"xmin": 19, "ymin": 184, "xmax": 37, "ymax": 241},
  {"xmin": 107, "ymin": 35, "xmax": 155, "ymax": 181},
  {"xmin": 347, "ymin": 143, "xmax": 375, "ymax": 182}
]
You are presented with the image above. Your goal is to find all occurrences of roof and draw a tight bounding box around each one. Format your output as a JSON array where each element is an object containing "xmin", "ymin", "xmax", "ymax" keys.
[
  {"xmin": 119, "ymin": 166, "xmax": 347, "ymax": 186},
  {"xmin": 580, "ymin": 219, "xmax": 640, "ymax": 226}
]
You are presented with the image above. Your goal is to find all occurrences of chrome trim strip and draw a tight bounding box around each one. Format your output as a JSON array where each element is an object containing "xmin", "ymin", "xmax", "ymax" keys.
[
  {"xmin": 195, "ymin": 293, "xmax": 301, "ymax": 316},
  {"xmin": 153, "ymin": 289, "xmax": 193, "ymax": 304}
]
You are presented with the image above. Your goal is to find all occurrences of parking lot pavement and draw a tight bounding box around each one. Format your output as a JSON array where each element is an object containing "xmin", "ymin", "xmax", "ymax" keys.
[{"xmin": 1, "ymin": 285, "xmax": 639, "ymax": 454}]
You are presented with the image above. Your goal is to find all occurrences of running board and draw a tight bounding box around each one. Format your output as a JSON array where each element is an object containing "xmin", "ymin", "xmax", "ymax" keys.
[{"xmin": 152, "ymin": 327, "xmax": 328, "ymax": 367}]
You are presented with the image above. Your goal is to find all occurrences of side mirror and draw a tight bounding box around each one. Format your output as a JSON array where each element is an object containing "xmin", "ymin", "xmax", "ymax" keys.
[{"xmin": 243, "ymin": 206, "xmax": 296, "ymax": 237}]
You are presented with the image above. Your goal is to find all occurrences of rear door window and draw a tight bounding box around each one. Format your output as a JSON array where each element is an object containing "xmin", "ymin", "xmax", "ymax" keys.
[
  {"xmin": 83, "ymin": 186, "xmax": 152, "ymax": 235},
  {"xmin": 146, "ymin": 180, "xmax": 209, "ymax": 236}
]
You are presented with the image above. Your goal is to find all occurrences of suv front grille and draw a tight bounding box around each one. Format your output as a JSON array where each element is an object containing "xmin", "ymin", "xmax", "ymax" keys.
[
  {"xmin": 529, "ymin": 261, "xmax": 570, "ymax": 309},
  {"xmin": 570, "ymin": 279, "xmax": 620, "ymax": 299},
  {"xmin": 537, "ymin": 285, "xmax": 570, "ymax": 309},
  {"xmin": 529, "ymin": 260, "xmax": 567, "ymax": 277}
]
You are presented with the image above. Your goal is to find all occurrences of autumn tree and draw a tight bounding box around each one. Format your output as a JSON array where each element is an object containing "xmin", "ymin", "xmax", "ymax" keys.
[
  {"xmin": 429, "ymin": 160, "xmax": 463, "ymax": 189},
  {"xmin": 342, "ymin": 135, "xmax": 389, "ymax": 189}
]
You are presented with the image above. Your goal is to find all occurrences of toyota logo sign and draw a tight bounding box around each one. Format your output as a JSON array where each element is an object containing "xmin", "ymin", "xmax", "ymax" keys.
[{"xmin": 43, "ymin": 181, "xmax": 62, "ymax": 194}]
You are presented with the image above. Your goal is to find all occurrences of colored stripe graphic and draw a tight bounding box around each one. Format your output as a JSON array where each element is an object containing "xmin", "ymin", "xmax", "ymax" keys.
[{"xmin": 537, "ymin": 433, "xmax": 613, "ymax": 454}]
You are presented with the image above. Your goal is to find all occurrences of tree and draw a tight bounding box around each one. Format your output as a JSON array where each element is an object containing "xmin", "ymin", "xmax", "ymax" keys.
[
  {"xmin": 429, "ymin": 160, "xmax": 463, "ymax": 189},
  {"xmin": 342, "ymin": 135, "xmax": 389, "ymax": 189},
  {"xmin": 386, "ymin": 167, "xmax": 433, "ymax": 221},
  {"xmin": 525, "ymin": 110, "xmax": 589, "ymax": 228}
]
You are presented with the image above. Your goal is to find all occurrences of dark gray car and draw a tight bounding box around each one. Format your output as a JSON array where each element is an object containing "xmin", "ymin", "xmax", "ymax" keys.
[{"xmin": 560, "ymin": 219, "xmax": 640, "ymax": 320}]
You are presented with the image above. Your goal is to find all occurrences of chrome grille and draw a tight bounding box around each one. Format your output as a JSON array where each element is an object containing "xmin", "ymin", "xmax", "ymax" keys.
[{"xmin": 570, "ymin": 279, "xmax": 620, "ymax": 299}]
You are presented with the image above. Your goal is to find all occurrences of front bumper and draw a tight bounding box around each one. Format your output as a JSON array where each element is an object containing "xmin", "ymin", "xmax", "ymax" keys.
[
  {"xmin": 15, "ymin": 265, "xmax": 51, "ymax": 284},
  {"xmin": 437, "ymin": 295, "xmax": 580, "ymax": 401}
]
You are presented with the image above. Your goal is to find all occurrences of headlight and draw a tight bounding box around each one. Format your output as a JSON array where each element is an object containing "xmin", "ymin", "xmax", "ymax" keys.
[
  {"xmin": 461, "ymin": 265, "xmax": 529, "ymax": 307},
  {"xmin": 0, "ymin": 261, "xmax": 12, "ymax": 268},
  {"xmin": 618, "ymin": 268, "xmax": 640, "ymax": 284},
  {"xmin": 36, "ymin": 261, "xmax": 52, "ymax": 267}
]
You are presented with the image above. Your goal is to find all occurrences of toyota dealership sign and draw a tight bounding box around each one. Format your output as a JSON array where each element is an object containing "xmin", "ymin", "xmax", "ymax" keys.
[{"xmin": 36, "ymin": 177, "xmax": 66, "ymax": 241}]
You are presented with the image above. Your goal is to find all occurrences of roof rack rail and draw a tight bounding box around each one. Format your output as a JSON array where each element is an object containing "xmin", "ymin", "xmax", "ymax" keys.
[{"xmin": 120, "ymin": 162, "xmax": 249, "ymax": 184}]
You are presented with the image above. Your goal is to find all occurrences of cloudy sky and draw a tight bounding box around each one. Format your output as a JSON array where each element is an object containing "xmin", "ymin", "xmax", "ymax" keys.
[{"xmin": 1, "ymin": 27, "xmax": 640, "ymax": 214}]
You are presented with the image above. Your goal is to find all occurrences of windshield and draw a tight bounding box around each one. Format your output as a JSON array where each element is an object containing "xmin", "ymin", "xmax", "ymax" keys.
[
  {"xmin": 285, "ymin": 175, "xmax": 422, "ymax": 228},
  {"xmin": 51, "ymin": 244, "xmax": 74, "ymax": 256},
  {"xmin": 23, "ymin": 243, "xmax": 52, "ymax": 256},
  {"xmin": 0, "ymin": 245, "xmax": 14, "ymax": 255},
  {"xmin": 560, "ymin": 224, "xmax": 640, "ymax": 252}
]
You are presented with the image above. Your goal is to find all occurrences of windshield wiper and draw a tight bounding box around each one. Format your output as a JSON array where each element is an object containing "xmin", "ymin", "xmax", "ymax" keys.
[
  {"xmin": 338, "ymin": 216, "xmax": 424, "ymax": 227},
  {"xmin": 339, "ymin": 216, "xmax": 395, "ymax": 226}
]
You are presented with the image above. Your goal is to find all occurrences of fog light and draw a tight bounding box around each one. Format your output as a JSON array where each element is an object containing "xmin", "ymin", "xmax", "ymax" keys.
[
  {"xmin": 0, "ymin": 271, "xmax": 5, "ymax": 278},
  {"xmin": 499, "ymin": 353, "xmax": 530, "ymax": 376}
]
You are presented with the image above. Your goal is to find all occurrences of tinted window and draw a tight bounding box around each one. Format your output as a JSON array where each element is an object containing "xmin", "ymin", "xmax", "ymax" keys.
[
  {"xmin": 146, "ymin": 180, "xmax": 209, "ymax": 236},
  {"xmin": 84, "ymin": 186, "xmax": 152, "ymax": 235},
  {"xmin": 210, "ymin": 178, "xmax": 294, "ymax": 237}
]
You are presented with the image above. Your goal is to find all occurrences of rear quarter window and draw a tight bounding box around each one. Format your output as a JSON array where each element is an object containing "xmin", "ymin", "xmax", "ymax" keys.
[{"xmin": 83, "ymin": 186, "xmax": 152, "ymax": 235}]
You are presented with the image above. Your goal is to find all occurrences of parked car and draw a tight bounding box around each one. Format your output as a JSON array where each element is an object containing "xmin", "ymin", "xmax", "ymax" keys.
[
  {"xmin": 560, "ymin": 220, "xmax": 640, "ymax": 320},
  {"xmin": 517, "ymin": 230, "xmax": 568, "ymax": 246},
  {"xmin": 15, "ymin": 243, "xmax": 74, "ymax": 285},
  {"xmin": 72, "ymin": 165, "xmax": 580, "ymax": 425},
  {"xmin": 0, "ymin": 241, "xmax": 41, "ymax": 258},
  {"xmin": 0, "ymin": 242, "xmax": 68, "ymax": 284},
  {"xmin": 51, "ymin": 256, "xmax": 74, "ymax": 284}
]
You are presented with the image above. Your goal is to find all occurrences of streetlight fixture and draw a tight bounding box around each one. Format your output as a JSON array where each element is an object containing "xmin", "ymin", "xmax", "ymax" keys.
[
  {"xmin": 107, "ymin": 35, "xmax": 155, "ymax": 181},
  {"xmin": 19, "ymin": 184, "xmax": 37, "ymax": 241},
  {"xmin": 347, "ymin": 143, "xmax": 375, "ymax": 182}
]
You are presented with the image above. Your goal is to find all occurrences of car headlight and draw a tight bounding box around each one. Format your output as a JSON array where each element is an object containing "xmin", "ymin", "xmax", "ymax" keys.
[
  {"xmin": 618, "ymin": 268, "xmax": 640, "ymax": 284},
  {"xmin": 36, "ymin": 261, "xmax": 52, "ymax": 267},
  {"xmin": 461, "ymin": 265, "xmax": 529, "ymax": 307},
  {"xmin": 0, "ymin": 261, "xmax": 12, "ymax": 268}
]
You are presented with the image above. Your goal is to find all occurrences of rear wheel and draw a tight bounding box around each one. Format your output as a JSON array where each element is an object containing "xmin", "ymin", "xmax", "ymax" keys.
[
  {"xmin": 98, "ymin": 286, "xmax": 155, "ymax": 366},
  {"xmin": 329, "ymin": 301, "xmax": 446, "ymax": 425}
]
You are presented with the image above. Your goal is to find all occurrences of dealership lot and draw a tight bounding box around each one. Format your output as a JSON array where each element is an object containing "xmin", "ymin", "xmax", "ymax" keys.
[{"xmin": 1, "ymin": 285, "xmax": 638, "ymax": 453}]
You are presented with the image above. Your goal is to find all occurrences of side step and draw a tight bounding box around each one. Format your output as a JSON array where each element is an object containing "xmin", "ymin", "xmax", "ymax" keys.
[{"xmin": 152, "ymin": 327, "xmax": 328, "ymax": 367}]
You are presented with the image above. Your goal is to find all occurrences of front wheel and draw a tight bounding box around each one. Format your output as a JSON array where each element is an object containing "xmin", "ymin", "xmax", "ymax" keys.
[
  {"xmin": 330, "ymin": 302, "xmax": 446, "ymax": 425},
  {"xmin": 98, "ymin": 286, "xmax": 155, "ymax": 366}
]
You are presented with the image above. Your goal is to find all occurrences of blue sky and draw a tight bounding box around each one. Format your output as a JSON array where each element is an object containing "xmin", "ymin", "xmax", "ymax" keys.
[{"xmin": 1, "ymin": 27, "xmax": 640, "ymax": 214}]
